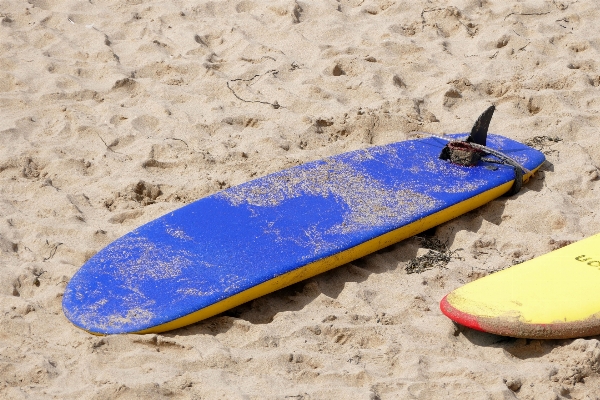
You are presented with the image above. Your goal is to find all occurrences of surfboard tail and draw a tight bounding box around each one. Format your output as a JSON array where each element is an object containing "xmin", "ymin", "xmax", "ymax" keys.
[{"xmin": 439, "ymin": 105, "xmax": 496, "ymax": 167}]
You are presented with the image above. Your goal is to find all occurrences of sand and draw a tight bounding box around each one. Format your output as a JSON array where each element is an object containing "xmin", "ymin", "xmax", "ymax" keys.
[{"xmin": 1, "ymin": 0, "xmax": 599, "ymax": 398}]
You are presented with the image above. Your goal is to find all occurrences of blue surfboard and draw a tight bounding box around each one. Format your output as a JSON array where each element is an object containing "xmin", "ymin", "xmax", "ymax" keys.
[{"xmin": 63, "ymin": 108, "xmax": 545, "ymax": 334}]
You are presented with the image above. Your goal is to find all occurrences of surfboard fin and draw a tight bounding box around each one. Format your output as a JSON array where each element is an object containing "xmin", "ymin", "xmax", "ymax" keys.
[{"xmin": 466, "ymin": 105, "xmax": 495, "ymax": 146}]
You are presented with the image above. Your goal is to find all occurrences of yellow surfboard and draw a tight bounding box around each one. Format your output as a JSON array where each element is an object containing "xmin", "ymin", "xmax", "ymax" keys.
[{"xmin": 441, "ymin": 234, "xmax": 600, "ymax": 339}]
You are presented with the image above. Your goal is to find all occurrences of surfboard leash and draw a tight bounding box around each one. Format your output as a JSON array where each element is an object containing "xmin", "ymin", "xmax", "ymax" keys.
[
  {"xmin": 468, "ymin": 141, "xmax": 529, "ymax": 196},
  {"xmin": 439, "ymin": 140, "xmax": 530, "ymax": 196}
]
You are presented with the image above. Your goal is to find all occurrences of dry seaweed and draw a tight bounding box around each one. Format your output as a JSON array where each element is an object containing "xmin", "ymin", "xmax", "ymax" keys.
[
  {"xmin": 406, "ymin": 237, "xmax": 462, "ymax": 274},
  {"xmin": 524, "ymin": 135, "xmax": 562, "ymax": 155}
]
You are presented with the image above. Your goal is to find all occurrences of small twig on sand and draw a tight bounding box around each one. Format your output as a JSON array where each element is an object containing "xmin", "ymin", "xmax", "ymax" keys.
[
  {"xmin": 165, "ymin": 138, "xmax": 189, "ymax": 148},
  {"xmin": 96, "ymin": 132, "xmax": 129, "ymax": 158},
  {"xmin": 44, "ymin": 242, "xmax": 63, "ymax": 261},
  {"xmin": 504, "ymin": 11, "xmax": 551, "ymax": 21},
  {"xmin": 96, "ymin": 132, "xmax": 116, "ymax": 152},
  {"xmin": 227, "ymin": 70, "xmax": 282, "ymax": 109}
]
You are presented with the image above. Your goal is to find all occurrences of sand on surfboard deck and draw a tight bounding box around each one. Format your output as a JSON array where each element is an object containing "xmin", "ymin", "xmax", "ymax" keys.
[
  {"xmin": 62, "ymin": 133, "xmax": 545, "ymax": 335},
  {"xmin": 441, "ymin": 233, "xmax": 600, "ymax": 339}
]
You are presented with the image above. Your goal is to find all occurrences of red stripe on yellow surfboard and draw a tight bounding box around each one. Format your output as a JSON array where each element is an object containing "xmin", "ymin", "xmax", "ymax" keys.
[
  {"xmin": 85, "ymin": 168, "xmax": 538, "ymax": 335},
  {"xmin": 440, "ymin": 295, "xmax": 484, "ymax": 332}
]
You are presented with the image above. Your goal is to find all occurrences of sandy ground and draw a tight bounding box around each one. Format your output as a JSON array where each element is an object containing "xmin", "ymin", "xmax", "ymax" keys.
[{"xmin": 1, "ymin": 0, "xmax": 600, "ymax": 398}]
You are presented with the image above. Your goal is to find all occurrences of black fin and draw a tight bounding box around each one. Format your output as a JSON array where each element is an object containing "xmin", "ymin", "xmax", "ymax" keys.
[{"xmin": 466, "ymin": 105, "xmax": 495, "ymax": 146}]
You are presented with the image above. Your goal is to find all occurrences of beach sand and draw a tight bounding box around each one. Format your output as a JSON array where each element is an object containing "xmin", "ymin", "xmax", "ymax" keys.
[{"xmin": 1, "ymin": 0, "xmax": 599, "ymax": 398}]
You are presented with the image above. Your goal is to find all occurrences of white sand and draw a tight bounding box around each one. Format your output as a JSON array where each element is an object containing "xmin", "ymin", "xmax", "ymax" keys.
[{"xmin": 1, "ymin": 0, "xmax": 599, "ymax": 398}]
